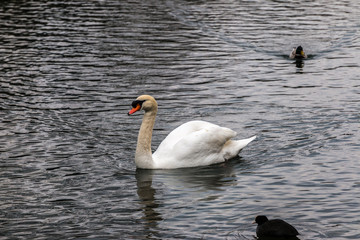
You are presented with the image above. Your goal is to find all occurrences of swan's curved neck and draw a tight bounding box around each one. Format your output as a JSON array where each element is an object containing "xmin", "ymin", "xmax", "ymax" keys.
[{"xmin": 135, "ymin": 110, "xmax": 156, "ymax": 169}]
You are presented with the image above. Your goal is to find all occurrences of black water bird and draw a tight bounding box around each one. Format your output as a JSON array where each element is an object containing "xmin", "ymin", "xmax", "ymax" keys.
[
  {"xmin": 254, "ymin": 215, "xmax": 300, "ymax": 239},
  {"xmin": 289, "ymin": 46, "xmax": 307, "ymax": 59}
]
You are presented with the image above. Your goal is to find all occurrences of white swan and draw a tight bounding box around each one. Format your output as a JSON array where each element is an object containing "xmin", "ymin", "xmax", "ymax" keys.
[{"xmin": 128, "ymin": 95, "xmax": 256, "ymax": 169}]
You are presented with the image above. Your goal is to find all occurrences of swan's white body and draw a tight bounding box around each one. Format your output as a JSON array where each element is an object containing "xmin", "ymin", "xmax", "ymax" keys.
[{"xmin": 128, "ymin": 95, "xmax": 256, "ymax": 169}]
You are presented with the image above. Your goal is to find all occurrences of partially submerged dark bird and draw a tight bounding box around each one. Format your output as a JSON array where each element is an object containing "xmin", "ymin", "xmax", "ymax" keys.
[
  {"xmin": 254, "ymin": 215, "xmax": 299, "ymax": 239},
  {"xmin": 289, "ymin": 45, "xmax": 307, "ymax": 59}
]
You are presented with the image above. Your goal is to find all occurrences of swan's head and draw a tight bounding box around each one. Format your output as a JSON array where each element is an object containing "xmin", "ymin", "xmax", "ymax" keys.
[{"xmin": 128, "ymin": 95, "xmax": 158, "ymax": 115}]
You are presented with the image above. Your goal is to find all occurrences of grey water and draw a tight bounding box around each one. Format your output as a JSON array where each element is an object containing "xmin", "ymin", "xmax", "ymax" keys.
[{"xmin": 0, "ymin": 0, "xmax": 359, "ymax": 239}]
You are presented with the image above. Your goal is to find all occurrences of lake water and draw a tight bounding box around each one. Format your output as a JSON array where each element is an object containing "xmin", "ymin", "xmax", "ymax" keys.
[{"xmin": 0, "ymin": 0, "xmax": 359, "ymax": 239}]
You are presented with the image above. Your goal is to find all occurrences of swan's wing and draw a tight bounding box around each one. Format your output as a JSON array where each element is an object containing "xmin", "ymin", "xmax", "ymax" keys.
[
  {"xmin": 153, "ymin": 121, "xmax": 236, "ymax": 167},
  {"xmin": 172, "ymin": 125, "xmax": 236, "ymax": 158},
  {"xmin": 155, "ymin": 120, "xmax": 222, "ymax": 153}
]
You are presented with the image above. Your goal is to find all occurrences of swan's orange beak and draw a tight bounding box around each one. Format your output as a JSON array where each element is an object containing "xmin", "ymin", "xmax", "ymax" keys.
[{"xmin": 128, "ymin": 104, "xmax": 141, "ymax": 115}]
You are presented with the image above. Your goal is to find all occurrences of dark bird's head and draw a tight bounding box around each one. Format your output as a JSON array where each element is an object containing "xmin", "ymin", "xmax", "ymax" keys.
[
  {"xmin": 295, "ymin": 46, "xmax": 307, "ymax": 59},
  {"xmin": 254, "ymin": 215, "xmax": 269, "ymax": 225},
  {"xmin": 296, "ymin": 46, "xmax": 304, "ymax": 55}
]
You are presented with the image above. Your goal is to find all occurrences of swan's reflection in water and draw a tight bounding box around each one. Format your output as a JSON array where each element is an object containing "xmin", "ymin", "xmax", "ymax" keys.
[
  {"xmin": 135, "ymin": 168, "xmax": 162, "ymax": 232},
  {"xmin": 135, "ymin": 158, "xmax": 252, "ymax": 236}
]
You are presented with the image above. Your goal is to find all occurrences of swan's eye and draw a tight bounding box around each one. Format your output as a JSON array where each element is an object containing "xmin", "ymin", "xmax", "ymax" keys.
[{"xmin": 131, "ymin": 100, "xmax": 145, "ymax": 108}]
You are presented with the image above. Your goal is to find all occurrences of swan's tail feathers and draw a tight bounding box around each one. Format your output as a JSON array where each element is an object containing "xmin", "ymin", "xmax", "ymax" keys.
[
  {"xmin": 236, "ymin": 136, "xmax": 256, "ymax": 151},
  {"xmin": 222, "ymin": 136, "xmax": 256, "ymax": 160}
]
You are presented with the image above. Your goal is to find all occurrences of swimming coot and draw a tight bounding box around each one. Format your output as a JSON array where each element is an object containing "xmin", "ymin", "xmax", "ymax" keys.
[{"xmin": 254, "ymin": 215, "xmax": 299, "ymax": 238}]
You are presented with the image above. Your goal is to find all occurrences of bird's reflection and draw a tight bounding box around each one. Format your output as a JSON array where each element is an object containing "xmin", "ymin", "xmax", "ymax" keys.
[
  {"xmin": 135, "ymin": 158, "xmax": 251, "ymax": 230},
  {"xmin": 295, "ymin": 59, "xmax": 304, "ymax": 69},
  {"xmin": 136, "ymin": 158, "xmax": 241, "ymax": 192},
  {"xmin": 135, "ymin": 168, "xmax": 162, "ymax": 232}
]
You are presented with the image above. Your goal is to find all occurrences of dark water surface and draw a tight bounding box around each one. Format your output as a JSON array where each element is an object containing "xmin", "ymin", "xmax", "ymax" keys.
[{"xmin": 1, "ymin": 0, "xmax": 359, "ymax": 239}]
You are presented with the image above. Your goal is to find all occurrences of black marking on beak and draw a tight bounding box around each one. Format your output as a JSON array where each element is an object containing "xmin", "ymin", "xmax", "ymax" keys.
[{"xmin": 131, "ymin": 100, "xmax": 145, "ymax": 108}]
